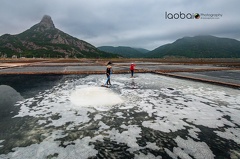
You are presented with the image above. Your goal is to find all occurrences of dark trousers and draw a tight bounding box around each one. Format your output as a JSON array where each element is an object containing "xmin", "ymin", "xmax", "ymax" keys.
[{"xmin": 131, "ymin": 70, "xmax": 134, "ymax": 77}]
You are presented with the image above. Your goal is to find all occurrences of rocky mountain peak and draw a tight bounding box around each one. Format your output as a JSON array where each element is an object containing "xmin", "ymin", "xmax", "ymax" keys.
[
  {"xmin": 39, "ymin": 15, "xmax": 55, "ymax": 29},
  {"xmin": 0, "ymin": 15, "xmax": 118, "ymax": 58}
]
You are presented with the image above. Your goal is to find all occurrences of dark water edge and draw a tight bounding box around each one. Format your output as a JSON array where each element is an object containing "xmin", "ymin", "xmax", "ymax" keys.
[{"xmin": 0, "ymin": 74, "xmax": 64, "ymax": 98}]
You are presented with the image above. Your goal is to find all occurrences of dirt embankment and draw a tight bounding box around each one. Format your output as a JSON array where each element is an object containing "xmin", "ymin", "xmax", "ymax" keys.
[{"xmin": 1, "ymin": 58, "xmax": 240, "ymax": 67}]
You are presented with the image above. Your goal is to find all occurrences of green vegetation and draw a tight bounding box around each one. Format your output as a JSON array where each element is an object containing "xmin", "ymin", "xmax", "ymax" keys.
[
  {"xmin": 147, "ymin": 35, "xmax": 240, "ymax": 58},
  {"xmin": 98, "ymin": 46, "xmax": 149, "ymax": 58}
]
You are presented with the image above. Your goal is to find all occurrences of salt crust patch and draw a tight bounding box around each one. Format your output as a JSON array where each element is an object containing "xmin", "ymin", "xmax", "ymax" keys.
[
  {"xmin": 0, "ymin": 130, "xmax": 100, "ymax": 159},
  {"xmin": 116, "ymin": 112, "xmax": 126, "ymax": 118},
  {"xmin": 145, "ymin": 142, "xmax": 160, "ymax": 150},
  {"xmin": 104, "ymin": 124, "xmax": 161, "ymax": 155},
  {"xmin": 132, "ymin": 83, "xmax": 240, "ymax": 144},
  {"xmin": 118, "ymin": 74, "xmax": 240, "ymax": 156},
  {"xmin": 0, "ymin": 140, "xmax": 4, "ymax": 148},
  {"xmin": 14, "ymin": 82, "xmax": 123, "ymax": 128},
  {"xmin": 3, "ymin": 76, "xmax": 129, "ymax": 158},
  {"xmin": 140, "ymin": 89, "xmax": 239, "ymax": 130},
  {"xmin": 164, "ymin": 148, "xmax": 178, "ymax": 159},
  {"xmin": 134, "ymin": 152, "xmax": 162, "ymax": 159},
  {"xmin": 165, "ymin": 136, "xmax": 215, "ymax": 159},
  {"xmin": 98, "ymin": 121, "xmax": 110, "ymax": 131},
  {"xmin": 214, "ymin": 128, "xmax": 240, "ymax": 144},
  {"xmin": 37, "ymin": 120, "xmax": 47, "ymax": 125},
  {"xmin": 70, "ymin": 86, "xmax": 123, "ymax": 107},
  {"xmin": 5, "ymin": 74, "xmax": 240, "ymax": 158},
  {"xmin": 188, "ymin": 127, "xmax": 201, "ymax": 140},
  {"xmin": 94, "ymin": 114, "xmax": 102, "ymax": 121},
  {"xmin": 106, "ymin": 125, "xmax": 141, "ymax": 149}
]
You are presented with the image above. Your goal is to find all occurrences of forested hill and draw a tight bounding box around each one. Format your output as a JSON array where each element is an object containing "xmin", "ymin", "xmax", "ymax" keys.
[{"xmin": 147, "ymin": 35, "xmax": 240, "ymax": 58}]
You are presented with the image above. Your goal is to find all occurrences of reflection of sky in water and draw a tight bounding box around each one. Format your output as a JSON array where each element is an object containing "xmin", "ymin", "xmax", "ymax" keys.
[
  {"xmin": 0, "ymin": 74, "xmax": 240, "ymax": 159},
  {"xmin": 0, "ymin": 85, "xmax": 23, "ymax": 117}
]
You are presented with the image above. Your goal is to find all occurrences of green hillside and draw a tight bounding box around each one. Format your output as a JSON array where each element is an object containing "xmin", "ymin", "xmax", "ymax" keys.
[
  {"xmin": 147, "ymin": 35, "xmax": 240, "ymax": 58},
  {"xmin": 98, "ymin": 46, "xmax": 149, "ymax": 58}
]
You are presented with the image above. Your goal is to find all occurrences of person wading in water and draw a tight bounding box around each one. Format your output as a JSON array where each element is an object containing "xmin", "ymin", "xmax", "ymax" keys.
[
  {"xmin": 105, "ymin": 65, "xmax": 112, "ymax": 85},
  {"xmin": 130, "ymin": 63, "xmax": 136, "ymax": 78}
]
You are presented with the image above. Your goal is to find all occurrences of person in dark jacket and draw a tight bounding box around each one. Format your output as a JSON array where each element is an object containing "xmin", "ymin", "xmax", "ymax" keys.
[{"xmin": 105, "ymin": 65, "xmax": 112, "ymax": 85}]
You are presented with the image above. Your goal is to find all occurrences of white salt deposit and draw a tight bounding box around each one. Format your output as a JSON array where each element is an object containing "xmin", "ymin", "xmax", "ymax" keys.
[
  {"xmin": 37, "ymin": 120, "xmax": 47, "ymax": 125},
  {"xmin": 70, "ymin": 86, "xmax": 123, "ymax": 107},
  {"xmin": 115, "ymin": 112, "xmax": 126, "ymax": 118},
  {"xmin": 164, "ymin": 148, "xmax": 178, "ymax": 159},
  {"xmin": 174, "ymin": 147, "xmax": 193, "ymax": 159},
  {"xmin": 0, "ymin": 140, "xmax": 4, "ymax": 148},
  {"xmin": 173, "ymin": 136, "xmax": 215, "ymax": 159},
  {"xmin": 134, "ymin": 152, "xmax": 162, "ymax": 159},
  {"xmin": 106, "ymin": 125, "xmax": 142, "ymax": 148},
  {"xmin": 0, "ymin": 131, "xmax": 98, "ymax": 159},
  {"xmin": 98, "ymin": 121, "xmax": 110, "ymax": 131},
  {"xmin": 94, "ymin": 114, "xmax": 102, "ymax": 121},
  {"xmin": 214, "ymin": 128, "xmax": 240, "ymax": 144},
  {"xmin": 2, "ymin": 73, "xmax": 239, "ymax": 158},
  {"xmin": 165, "ymin": 136, "xmax": 215, "ymax": 159},
  {"xmin": 188, "ymin": 127, "xmax": 201, "ymax": 140},
  {"xmin": 145, "ymin": 142, "xmax": 160, "ymax": 150}
]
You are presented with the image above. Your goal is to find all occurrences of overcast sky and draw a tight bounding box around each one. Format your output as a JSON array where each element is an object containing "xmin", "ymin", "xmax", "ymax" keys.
[{"xmin": 0, "ymin": 0, "xmax": 239, "ymax": 50}]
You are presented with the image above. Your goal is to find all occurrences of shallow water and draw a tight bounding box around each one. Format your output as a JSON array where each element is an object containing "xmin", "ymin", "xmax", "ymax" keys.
[{"xmin": 0, "ymin": 74, "xmax": 239, "ymax": 159}]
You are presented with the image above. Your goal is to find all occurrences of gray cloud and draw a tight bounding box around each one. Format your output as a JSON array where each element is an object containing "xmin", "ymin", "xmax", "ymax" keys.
[{"xmin": 0, "ymin": 0, "xmax": 239, "ymax": 50}]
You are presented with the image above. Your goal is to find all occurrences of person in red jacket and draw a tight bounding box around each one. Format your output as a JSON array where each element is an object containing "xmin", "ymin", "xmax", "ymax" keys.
[{"xmin": 130, "ymin": 63, "xmax": 136, "ymax": 78}]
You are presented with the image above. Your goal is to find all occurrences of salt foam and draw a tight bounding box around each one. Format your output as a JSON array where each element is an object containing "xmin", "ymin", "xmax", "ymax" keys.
[{"xmin": 70, "ymin": 86, "xmax": 123, "ymax": 107}]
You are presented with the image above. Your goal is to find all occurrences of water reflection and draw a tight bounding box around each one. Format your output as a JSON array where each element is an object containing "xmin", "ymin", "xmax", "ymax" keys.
[{"xmin": 0, "ymin": 85, "xmax": 23, "ymax": 118}]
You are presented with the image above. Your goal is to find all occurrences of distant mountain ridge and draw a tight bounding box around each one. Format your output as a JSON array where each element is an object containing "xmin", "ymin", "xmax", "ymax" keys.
[
  {"xmin": 147, "ymin": 35, "xmax": 240, "ymax": 58},
  {"xmin": 1, "ymin": 17, "xmax": 239, "ymax": 59},
  {"xmin": 0, "ymin": 15, "xmax": 118, "ymax": 58},
  {"xmin": 98, "ymin": 46, "xmax": 149, "ymax": 58}
]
